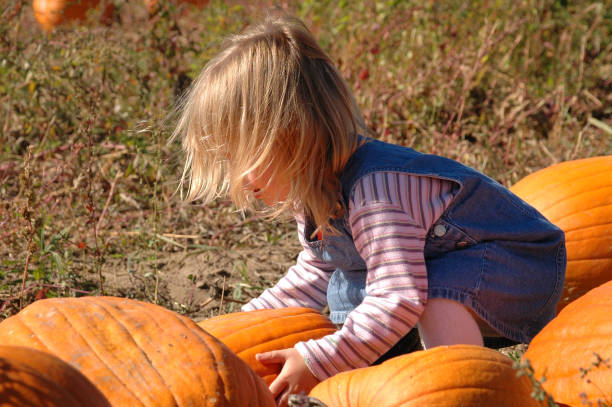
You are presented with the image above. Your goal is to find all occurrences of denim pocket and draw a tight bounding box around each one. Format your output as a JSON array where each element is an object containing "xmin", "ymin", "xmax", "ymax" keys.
[{"xmin": 424, "ymin": 219, "xmax": 477, "ymax": 259}]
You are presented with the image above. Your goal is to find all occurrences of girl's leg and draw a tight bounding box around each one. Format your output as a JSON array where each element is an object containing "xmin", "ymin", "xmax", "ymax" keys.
[{"xmin": 416, "ymin": 298, "xmax": 484, "ymax": 349}]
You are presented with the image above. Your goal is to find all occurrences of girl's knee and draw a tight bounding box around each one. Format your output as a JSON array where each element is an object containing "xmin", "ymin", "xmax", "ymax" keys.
[{"xmin": 417, "ymin": 298, "xmax": 484, "ymax": 349}]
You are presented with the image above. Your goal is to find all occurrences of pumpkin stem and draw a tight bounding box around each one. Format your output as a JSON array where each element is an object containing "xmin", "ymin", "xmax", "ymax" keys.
[{"xmin": 288, "ymin": 393, "xmax": 328, "ymax": 407}]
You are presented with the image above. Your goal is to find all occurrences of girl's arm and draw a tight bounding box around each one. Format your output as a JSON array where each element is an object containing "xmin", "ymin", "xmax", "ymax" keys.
[
  {"xmin": 295, "ymin": 172, "xmax": 456, "ymax": 379},
  {"xmin": 242, "ymin": 217, "xmax": 335, "ymax": 312}
]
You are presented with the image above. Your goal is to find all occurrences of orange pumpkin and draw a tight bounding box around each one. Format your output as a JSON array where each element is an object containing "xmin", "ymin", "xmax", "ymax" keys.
[
  {"xmin": 33, "ymin": 0, "xmax": 115, "ymax": 32},
  {"xmin": 198, "ymin": 307, "xmax": 336, "ymax": 385},
  {"xmin": 0, "ymin": 345, "xmax": 110, "ymax": 407},
  {"xmin": 309, "ymin": 344, "xmax": 543, "ymax": 406},
  {"xmin": 510, "ymin": 155, "xmax": 612, "ymax": 311},
  {"xmin": 523, "ymin": 280, "xmax": 612, "ymax": 407},
  {"xmin": 0, "ymin": 296, "xmax": 275, "ymax": 407}
]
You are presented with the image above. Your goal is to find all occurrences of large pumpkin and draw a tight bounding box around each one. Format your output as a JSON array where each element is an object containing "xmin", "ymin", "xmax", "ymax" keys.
[
  {"xmin": 0, "ymin": 296, "xmax": 275, "ymax": 407},
  {"xmin": 510, "ymin": 155, "xmax": 612, "ymax": 311},
  {"xmin": 309, "ymin": 344, "xmax": 542, "ymax": 407},
  {"xmin": 33, "ymin": 0, "xmax": 115, "ymax": 32},
  {"xmin": 198, "ymin": 307, "xmax": 336, "ymax": 385},
  {"xmin": 0, "ymin": 345, "xmax": 110, "ymax": 407},
  {"xmin": 523, "ymin": 280, "xmax": 612, "ymax": 407}
]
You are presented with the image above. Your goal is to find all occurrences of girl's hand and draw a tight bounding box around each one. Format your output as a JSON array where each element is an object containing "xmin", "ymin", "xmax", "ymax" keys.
[{"xmin": 256, "ymin": 348, "xmax": 320, "ymax": 407}]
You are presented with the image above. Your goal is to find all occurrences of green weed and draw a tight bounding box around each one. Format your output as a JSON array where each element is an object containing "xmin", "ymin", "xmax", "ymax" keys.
[{"xmin": 1, "ymin": 0, "xmax": 610, "ymax": 316}]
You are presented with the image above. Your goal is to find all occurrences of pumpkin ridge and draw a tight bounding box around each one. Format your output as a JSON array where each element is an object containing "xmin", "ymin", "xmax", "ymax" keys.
[
  {"xmin": 7, "ymin": 301, "xmax": 146, "ymax": 405},
  {"xmin": 536, "ymin": 186, "xmax": 612, "ymax": 218},
  {"xmin": 371, "ymin": 363, "xmax": 534, "ymax": 405},
  {"xmin": 103, "ymin": 298, "xmax": 212, "ymax": 392},
  {"xmin": 530, "ymin": 333, "xmax": 612, "ymax": 346},
  {"xmin": 106, "ymin": 298, "xmax": 275, "ymax": 407},
  {"xmin": 150, "ymin": 305, "xmax": 219, "ymax": 396},
  {"xmin": 554, "ymin": 216, "xmax": 612, "ymax": 233},
  {"xmin": 564, "ymin": 232, "xmax": 612, "ymax": 243},
  {"xmin": 234, "ymin": 326, "xmax": 336, "ymax": 355},
  {"xmin": 405, "ymin": 358, "xmax": 521, "ymax": 397},
  {"xmin": 356, "ymin": 351, "xmax": 431, "ymax": 403},
  {"xmin": 167, "ymin": 306, "xmax": 244, "ymax": 402},
  {"xmin": 127, "ymin": 297, "xmax": 228, "ymax": 399},
  {"xmin": 19, "ymin": 301, "xmax": 148, "ymax": 405},
  {"xmin": 567, "ymin": 252, "xmax": 612, "ymax": 261},
  {"xmin": 52, "ymin": 302, "xmax": 148, "ymax": 406},
  {"xmin": 95, "ymin": 298, "xmax": 184, "ymax": 406},
  {"xmin": 511, "ymin": 159, "xmax": 612, "ymax": 202},
  {"xmin": 86, "ymin": 298, "xmax": 179, "ymax": 404},
  {"xmin": 523, "ymin": 175, "xmax": 612, "ymax": 214},
  {"xmin": 364, "ymin": 359, "xmax": 414, "ymax": 404},
  {"xmin": 399, "ymin": 358, "xmax": 520, "ymax": 393},
  {"xmin": 547, "ymin": 203, "xmax": 612, "ymax": 226},
  {"xmin": 217, "ymin": 313, "xmax": 334, "ymax": 351},
  {"xmin": 564, "ymin": 223, "xmax": 612, "ymax": 240},
  {"xmin": 9, "ymin": 314, "xmax": 48, "ymax": 350},
  {"xmin": 567, "ymin": 259, "xmax": 611, "ymax": 267}
]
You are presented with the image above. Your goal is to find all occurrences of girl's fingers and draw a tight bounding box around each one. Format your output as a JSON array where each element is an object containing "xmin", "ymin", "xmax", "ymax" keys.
[
  {"xmin": 256, "ymin": 350, "xmax": 287, "ymax": 364},
  {"xmin": 268, "ymin": 374, "xmax": 288, "ymax": 400},
  {"xmin": 276, "ymin": 389, "xmax": 290, "ymax": 407}
]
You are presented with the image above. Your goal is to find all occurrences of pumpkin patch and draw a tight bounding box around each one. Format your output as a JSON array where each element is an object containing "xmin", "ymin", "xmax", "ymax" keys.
[{"xmin": 3, "ymin": 2, "xmax": 611, "ymax": 405}]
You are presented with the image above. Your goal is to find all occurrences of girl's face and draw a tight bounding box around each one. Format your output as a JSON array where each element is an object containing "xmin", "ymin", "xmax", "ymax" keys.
[{"xmin": 244, "ymin": 166, "xmax": 290, "ymax": 206}]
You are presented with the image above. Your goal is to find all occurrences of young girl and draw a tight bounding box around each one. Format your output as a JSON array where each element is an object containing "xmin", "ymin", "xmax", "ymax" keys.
[{"xmin": 172, "ymin": 14, "xmax": 566, "ymax": 406}]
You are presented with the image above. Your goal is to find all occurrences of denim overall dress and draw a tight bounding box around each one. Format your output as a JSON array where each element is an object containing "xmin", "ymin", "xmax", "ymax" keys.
[{"xmin": 302, "ymin": 138, "xmax": 566, "ymax": 344}]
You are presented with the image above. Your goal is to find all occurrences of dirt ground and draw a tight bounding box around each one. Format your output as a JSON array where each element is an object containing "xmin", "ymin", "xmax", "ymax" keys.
[{"xmin": 99, "ymin": 219, "xmax": 301, "ymax": 322}]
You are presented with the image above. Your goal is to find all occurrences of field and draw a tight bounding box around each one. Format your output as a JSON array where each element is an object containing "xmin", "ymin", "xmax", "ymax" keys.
[{"xmin": 1, "ymin": 0, "xmax": 610, "ymax": 328}]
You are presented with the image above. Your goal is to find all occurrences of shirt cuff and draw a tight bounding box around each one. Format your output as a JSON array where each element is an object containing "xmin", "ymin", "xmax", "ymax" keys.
[{"xmin": 294, "ymin": 341, "xmax": 332, "ymax": 381}]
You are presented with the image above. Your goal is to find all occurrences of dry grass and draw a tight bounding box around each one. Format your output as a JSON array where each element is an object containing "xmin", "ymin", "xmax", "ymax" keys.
[{"xmin": 1, "ymin": 0, "xmax": 611, "ymax": 319}]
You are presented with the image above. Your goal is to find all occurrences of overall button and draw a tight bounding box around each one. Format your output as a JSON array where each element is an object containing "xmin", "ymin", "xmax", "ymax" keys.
[{"xmin": 433, "ymin": 224, "xmax": 447, "ymax": 237}]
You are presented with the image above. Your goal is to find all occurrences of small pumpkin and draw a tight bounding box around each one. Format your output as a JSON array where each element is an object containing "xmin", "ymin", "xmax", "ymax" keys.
[
  {"xmin": 198, "ymin": 307, "xmax": 336, "ymax": 385},
  {"xmin": 0, "ymin": 296, "xmax": 275, "ymax": 407},
  {"xmin": 309, "ymin": 344, "xmax": 543, "ymax": 407},
  {"xmin": 510, "ymin": 155, "xmax": 612, "ymax": 311},
  {"xmin": 33, "ymin": 0, "xmax": 115, "ymax": 32},
  {"xmin": 0, "ymin": 345, "xmax": 110, "ymax": 407},
  {"xmin": 523, "ymin": 280, "xmax": 612, "ymax": 407}
]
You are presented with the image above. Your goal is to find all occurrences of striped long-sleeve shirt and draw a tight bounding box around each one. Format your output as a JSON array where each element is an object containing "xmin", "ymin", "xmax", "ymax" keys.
[{"xmin": 242, "ymin": 171, "xmax": 457, "ymax": 380}]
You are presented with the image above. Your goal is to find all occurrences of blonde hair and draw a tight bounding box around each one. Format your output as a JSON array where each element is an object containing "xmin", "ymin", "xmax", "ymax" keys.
[{"xmin": 172, "ymin": 14, "xmax": 367, "ymax": 234}]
